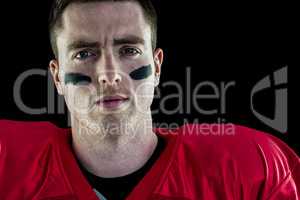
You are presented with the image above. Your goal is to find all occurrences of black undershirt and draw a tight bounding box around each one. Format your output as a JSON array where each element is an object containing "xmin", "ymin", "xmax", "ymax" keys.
[{"xmin": 78, "ymin": 135, "xmax": 165, "ymax": 200}]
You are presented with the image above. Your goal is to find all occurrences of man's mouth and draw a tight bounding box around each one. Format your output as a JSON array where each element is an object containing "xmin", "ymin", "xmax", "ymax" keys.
[{"xmin": 95, "ymin": 95, "xmax": 130, "ymax": 109}]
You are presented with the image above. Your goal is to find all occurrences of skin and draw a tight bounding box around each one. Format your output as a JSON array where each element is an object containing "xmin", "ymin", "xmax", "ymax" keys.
[{"xmin": 49, "ymin": 1, "xmax": 163, "ymax": 178}]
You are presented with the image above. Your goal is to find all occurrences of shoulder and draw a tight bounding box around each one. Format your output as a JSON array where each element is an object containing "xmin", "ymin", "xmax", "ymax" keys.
[
  {"xmin": 177, "ymin": 123, "xmax": 299, "ymax": 166},
  {"xmin": 0, "ymin": 119, "xmax": 64, "ymax": 134},
  {"xmin": 0, "ymin": 119, "xmax": 70, "ymax": 153},
  {"xmin": 175, "ymin": 123, "xmax": 299, "ymax": 198},
  {"xmin": 0, "ymin": 120, "xmax": 72, "ymax": 199},
  {"xmin": 156, "ymin": 124, "xmax": 299, "ymax": 199},
  {"xmin": 0, "ymin": 119, "xmax": 68, "ymax": 137}
]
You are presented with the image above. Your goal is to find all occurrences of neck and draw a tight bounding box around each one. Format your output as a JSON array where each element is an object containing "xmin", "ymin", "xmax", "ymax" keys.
[{"xmin": 71, "ymin": 113, "xmax": 158, "ymax": 178}]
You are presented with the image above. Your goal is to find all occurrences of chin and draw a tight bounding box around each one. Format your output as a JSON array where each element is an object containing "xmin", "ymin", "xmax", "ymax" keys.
[{"xmin": 88, "ymin": 108, "xmax": 133, "ymax": 123}]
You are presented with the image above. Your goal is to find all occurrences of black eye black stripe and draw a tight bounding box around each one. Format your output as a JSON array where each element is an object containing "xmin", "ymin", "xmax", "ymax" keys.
[
  {"xmin": 64, "ymin": 65, "xmax": 152, "ymax": 85},
  {"xmin": 129, "ymin": 65, "xmax": 152, "ymax": 80},
  {"xmin": 65, "ymin": 73, "xmax": 92, "ymax": 85}
]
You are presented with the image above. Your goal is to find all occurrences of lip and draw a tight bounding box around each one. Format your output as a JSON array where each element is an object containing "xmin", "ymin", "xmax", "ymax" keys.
[{"xmin": 95, "ymin": 95, "xmax": 129, "ymax": 109}]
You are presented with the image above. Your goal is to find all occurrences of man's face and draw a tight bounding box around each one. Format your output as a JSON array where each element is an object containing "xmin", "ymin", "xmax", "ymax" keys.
[{"xmin": 50, "ymin": 1, "xmax": 163, "ymax": 123}]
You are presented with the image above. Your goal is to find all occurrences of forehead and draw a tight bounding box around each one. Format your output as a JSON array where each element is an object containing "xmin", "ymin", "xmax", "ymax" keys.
[{"xmin": 58, "ymin": 1, "xmax": 151, "ymax": 44}]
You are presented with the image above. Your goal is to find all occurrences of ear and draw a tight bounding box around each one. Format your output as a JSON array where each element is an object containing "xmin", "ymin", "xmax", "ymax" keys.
[
  {"xmin": 49, "ymin": 59, "xmax": 64, "ymax": 95},
  {"xmin": 153, "ymin": 48, "xmax": 163, "ymax": 87}
]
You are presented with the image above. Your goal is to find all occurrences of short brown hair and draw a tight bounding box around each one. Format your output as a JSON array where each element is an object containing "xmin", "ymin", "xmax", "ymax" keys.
[{"xmin": 49, "ymin": 0, "xmax": 157, "ymax": 58}]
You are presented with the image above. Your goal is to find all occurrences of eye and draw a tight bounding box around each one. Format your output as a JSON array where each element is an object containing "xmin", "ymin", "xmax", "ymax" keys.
[
  {"xmin": 120, "ymin": 47, "xmax": 141, "ymax": 57},
  {"xmin": 74, "ymin": 50, "xmax": 96, "ymax": 60}
]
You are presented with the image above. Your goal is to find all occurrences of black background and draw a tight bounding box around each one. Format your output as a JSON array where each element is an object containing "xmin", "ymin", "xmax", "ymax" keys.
[{"xmin": 0, "ymin": 1, "xmax": 298, "ymax": 154}]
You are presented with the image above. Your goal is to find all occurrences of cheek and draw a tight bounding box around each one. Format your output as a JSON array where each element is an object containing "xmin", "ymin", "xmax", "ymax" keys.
[
  {"xmin": 125, "ymin": 64, "xmax": 154, "ymax": 98},
  {"xmin": 64, "ymin": 85, "xmax": 96, "ymax": 114},
  {"xmin": 134, "ymin": 78, "xmax": 156, "ymax": 109}
]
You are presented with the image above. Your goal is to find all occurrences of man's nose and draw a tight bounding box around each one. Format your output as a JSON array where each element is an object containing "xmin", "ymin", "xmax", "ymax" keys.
[
  {"xmin": 98, "ymin": 71, "xmax": 122, "ymax": 87},
  {"xmin": 97, "ymin": 53, "xmax": 122, "ymax": 87}
]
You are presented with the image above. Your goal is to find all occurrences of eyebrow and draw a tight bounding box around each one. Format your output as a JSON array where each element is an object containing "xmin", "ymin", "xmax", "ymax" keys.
[
  {"xmin": 113, "ymin": 35, "xmax": 145, "ymax": 46},
  {"xmin": 67, "ymin": 41, "xmax": 100, "ymax": 52},
  {"xmin": 67, "ymin": 35, "xmax": 145, "ymax": 52}
]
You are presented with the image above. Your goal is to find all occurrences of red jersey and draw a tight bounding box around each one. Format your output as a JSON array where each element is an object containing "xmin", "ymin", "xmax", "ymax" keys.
[{"xmin": 0, "ymin": 120, "xmax": 299, "ymax": 200}]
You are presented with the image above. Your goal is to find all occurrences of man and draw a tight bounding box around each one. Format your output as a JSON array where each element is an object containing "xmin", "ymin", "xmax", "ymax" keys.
[{"xmin": 0, "ymin": 0, "xmax": 299, "ymax": 199}]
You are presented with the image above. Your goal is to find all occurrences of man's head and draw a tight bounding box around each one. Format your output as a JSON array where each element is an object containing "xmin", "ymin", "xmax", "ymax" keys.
[
  {"xmin": 49, "ymin": 0, "xmax": 158, "ymax": 58},
  {"xmin": 48, "ymin": 0, "xmax": 163, "ymax": 125}
]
